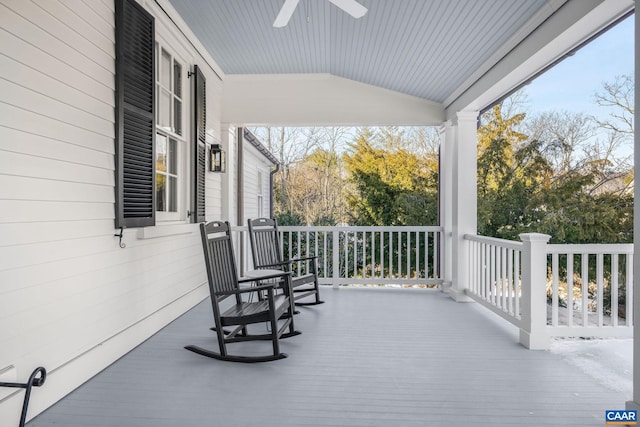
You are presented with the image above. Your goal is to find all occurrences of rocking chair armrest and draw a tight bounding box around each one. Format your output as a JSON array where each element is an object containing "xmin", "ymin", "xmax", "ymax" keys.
[
  {"xmin": 255, "ymin": 260, "xmax": 293, "ymax": 269},
  {"xmin": 215, "ymin": 283, "xmax": 276, "ymax": 297},
  {"xmin": 238, "ymin": 271, "xmax": 292, "ymax": 283},
  {"xmin": 289, "ymin": 255, "xmax": 318, "ymax": 263}
]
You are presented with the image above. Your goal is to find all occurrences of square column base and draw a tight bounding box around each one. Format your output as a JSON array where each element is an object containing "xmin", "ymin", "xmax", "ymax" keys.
[
  {"xmin": 519, "ymin": 329, "xmax": 550, "ymax": 350},
  {"xmin": 449, "ymin": 288, "xmax": 474, "ymax": 303}
]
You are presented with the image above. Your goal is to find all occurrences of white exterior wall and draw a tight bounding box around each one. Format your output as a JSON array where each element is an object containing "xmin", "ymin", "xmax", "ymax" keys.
[{"xmin": 0, "ymin": 0, "xmax": 225, "ymax": 423}]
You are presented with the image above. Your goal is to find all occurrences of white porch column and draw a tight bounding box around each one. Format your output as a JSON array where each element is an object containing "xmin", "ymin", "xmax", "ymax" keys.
[
  {"xmin": 519, "ymin": 233, "xmax": 551, "ymax": 350},
  {"xmin": 626, "ymin": 6, "xmax": 640, "ymax": 414},
  {"xmin": 220, "ymin": 124, "xmax": 237, "ymax": 224},
  {"xmin": 450, "ymin": 111, "xmax": 479, "ymax": 302},
  {"xmin": 439, "ymin": 121, "xmax": 454, "ymax": 293}
]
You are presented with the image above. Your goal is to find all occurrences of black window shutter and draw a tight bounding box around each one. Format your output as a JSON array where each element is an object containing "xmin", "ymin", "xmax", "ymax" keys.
[
  {"xmin": 114, "ymin": 0, "xmax": 155, "ymax": 228},
  {"xmin": 192, "ymin": 65, "xmax": 206, "ymax": 223}
]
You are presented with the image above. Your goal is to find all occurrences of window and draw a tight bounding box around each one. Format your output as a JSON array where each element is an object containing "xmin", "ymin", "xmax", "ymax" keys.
[
  {"xmin": 257, "ymin": 171, "xmax": 264, "ymax": 217},
  {"xmin": 157, "ymin": 47, "xmax": 182, "ymax": 135},
  {"xmin": 155, "ymin": 45, "xmax": 185, "ymax": 220},
  {"xmin": 156, "ymin": 134, "xmax": 178, "ymax": 212}
]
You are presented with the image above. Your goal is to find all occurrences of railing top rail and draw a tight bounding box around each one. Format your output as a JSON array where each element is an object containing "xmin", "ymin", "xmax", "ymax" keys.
[
  {"xmin": 464, "ymin": 234, "xmax": 523, "ymax": 250},
  {"xmin": 547, "ymin": 243, "xmax": 634, "ymax": 254},
  {"xmin": 279, "ymin": 225, "xmax": 443, "ymax": 232}
]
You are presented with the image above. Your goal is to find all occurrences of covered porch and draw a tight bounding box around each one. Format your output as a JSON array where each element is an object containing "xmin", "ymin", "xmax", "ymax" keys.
[
  {"xmin": 0, "ymin": 0, "xmax": 637, "ymax": 425},
  {"xmin": 27, "ymin": 287, "xmax": 628, "ymax": 427}
]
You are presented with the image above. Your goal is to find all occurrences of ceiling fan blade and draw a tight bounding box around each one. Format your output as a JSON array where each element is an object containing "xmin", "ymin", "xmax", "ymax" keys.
[
  {"xmin": 273, "ymin": 0, "xmax": 300, "ymax": 28},
  {"xmin": 327, "ymin": 0, "xmax": 368, "ymax": 19}
]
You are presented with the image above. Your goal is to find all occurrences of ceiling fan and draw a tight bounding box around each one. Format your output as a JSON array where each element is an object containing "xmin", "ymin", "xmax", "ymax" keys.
[{"xmin": 273, "ymin": 0, "xmax": 368, "ymax": 28}]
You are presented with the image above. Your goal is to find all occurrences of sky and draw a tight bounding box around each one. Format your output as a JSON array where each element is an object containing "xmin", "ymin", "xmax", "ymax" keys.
[{"xmin": 523, "ymin": 13, "xmax": 634, "ymax": 118}]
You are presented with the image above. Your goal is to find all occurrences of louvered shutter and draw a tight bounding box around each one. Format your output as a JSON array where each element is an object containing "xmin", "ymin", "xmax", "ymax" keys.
[
  {"xmin": 114, "ymin": 0, "xmax": 155, "ymax": 228},
  {"xmin": 192, "ymin": 65, "xmax": 206, "ymax": 223}
]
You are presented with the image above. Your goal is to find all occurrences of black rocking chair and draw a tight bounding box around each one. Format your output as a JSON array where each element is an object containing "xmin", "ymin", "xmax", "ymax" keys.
[
  {"xmin": 185, "ymin": 221, "xmax": 300, "ymax": 363},
  {"xmin": 247, "ymin": 218, "xmax": 324, "ymax": 306}
]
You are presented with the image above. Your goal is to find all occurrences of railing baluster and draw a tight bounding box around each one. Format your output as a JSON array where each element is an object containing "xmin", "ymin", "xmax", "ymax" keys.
[
  {"xmin": 581, "ymin": 254, "xmax": 588, "ymax": 326},
  {"xmin": 514, "ymin": 249, "xmax": 520, "ymax": 318},
  {"xmin": 406, "ymin": 232, "xmax": 410, "ymax": 280},
  {"xmin": 414, "ymin": 231, "xmax": 419, "ymax": 279},
  {"xmin": 491, "ymin": 244, "xmax": 497, "ymax": 305},
  {"xmin": 430, "ymin": 231, "xmax": 435, "ymax": 280},
  {"xmin": 507, "ymin": 248, "xmax": 513, "ymax": 315},
  {"xmin": 323, "ymin": 230, "xmax": 328, "ymax": 280},
  {"xmin": 567, "ymin": 254, "xmax": 574, "ymax": 328},
  {"xmin": 612, "ymin": 253, "xmax": 619, "ymax": 327},
  {"xmin": 501, "ymin": 246, "xmax": 507, "ymax": 310},
  {"xmin": 597, "ymin": 253, "xmax": 604, "ymax": 326},
  {"xmin": 480, "ymin": 242, "xmax": 486, "ymax": 300},
  {"xmin": 396, "ymin": 231, "xmax": 400, "ymax": 279},
  {"xmin": 551, "ymin": 253, "xmax": 559, "ymax": 326},
  {"xmin": 371, "ymin": 230, "xmax": 375, "ymax": 278},
  {"xmin": 342, "ymin": 230, "xmax": 347, "ymax": 279},
  {"xmin": 306, "ymin": 230, "xmax": 310, "ymax": 272},
  {"xmin": 389, "ymin": 231, "xmax": 394, "ymax": 279},
  {"xmin": 626, "ymin": 253, "xmax": 633, "ymax": 324}
]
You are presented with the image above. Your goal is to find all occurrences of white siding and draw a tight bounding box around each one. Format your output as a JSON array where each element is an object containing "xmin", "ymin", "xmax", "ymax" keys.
[
  {"xmin": 0, "ymin": 0, "xmax": 225, "ymax": 423},
  {"xmin": 242, "ymin": 144, "xmax": 273, "ymax": 223}
]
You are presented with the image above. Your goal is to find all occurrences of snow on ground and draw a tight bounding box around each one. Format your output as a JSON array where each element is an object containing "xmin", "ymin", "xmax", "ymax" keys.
[{"xmin": 550, "ymin": 338, "xmax": 633, "ymax": 394}]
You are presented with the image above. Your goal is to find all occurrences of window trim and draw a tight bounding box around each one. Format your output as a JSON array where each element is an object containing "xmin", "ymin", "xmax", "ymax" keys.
[{"xmin": 155, "ymin": 43, "xmax": 187, "ymax": 222}]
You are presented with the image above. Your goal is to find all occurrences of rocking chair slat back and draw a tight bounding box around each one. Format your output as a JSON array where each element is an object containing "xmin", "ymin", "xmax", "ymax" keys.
[
  {"xmin": 201, "ymin": 221, "xmax": 238, "ymax": 296},
  {"xmin": 252, "ymin": 221, "xmax": 282, "ymax": 268},
  {"xmin": 248, "ymin": 217, "xmax": 324, "ymax": 306}
]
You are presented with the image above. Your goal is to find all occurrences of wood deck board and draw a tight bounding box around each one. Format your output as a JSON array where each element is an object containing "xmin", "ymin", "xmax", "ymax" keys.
[{"xmin": 27, "ymin": 287, "xmax": 627, "ymax": 426}]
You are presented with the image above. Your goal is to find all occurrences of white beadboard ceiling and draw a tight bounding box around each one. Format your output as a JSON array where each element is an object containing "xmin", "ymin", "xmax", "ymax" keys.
[
  {"xmin": 166, "ymin": 0, "xmax": 631, "ymax": 114},
  {"xmin": 168, "ymin": 0, "xmax": 555, "ymax": 104}
]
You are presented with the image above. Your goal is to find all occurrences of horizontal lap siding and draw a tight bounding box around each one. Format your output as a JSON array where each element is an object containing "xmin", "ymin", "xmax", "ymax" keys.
[
  {"xmin": 0, "ymin": 0, "xmax": 216, "ymax": 423},
  {"xmin": 242, "ymin": 148, "xmax": 269, "ymax": 225}
]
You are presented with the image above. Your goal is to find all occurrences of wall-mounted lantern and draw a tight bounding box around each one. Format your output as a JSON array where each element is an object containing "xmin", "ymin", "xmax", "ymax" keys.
[{"xmin": 209, "ymin": 144, "xmax": 226, "ymax": 172}]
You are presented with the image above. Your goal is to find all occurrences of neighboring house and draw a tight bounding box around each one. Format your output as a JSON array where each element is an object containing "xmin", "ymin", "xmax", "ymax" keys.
[{"xmin": 240, "ymin": 128, "xmax": 279, "ymax": 224}]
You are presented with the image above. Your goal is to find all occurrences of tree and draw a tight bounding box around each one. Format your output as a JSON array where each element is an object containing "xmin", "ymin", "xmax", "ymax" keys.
[
  {"xmin": 344, "ymin": 128, "xmax": 438, "ymax": 226},
  {"xmin": 284, "ymin": 148, "xmax": 348, "ymax": 225},
  {"xmin": 478, "ymin": 95, "xmax": 633, "ymax": 244},
  {"xmin": 593, "ymin": 74, "xmax": 634, "ymax": 139},
  {"xmin": 249, "ymin": 127, "xmax": 321, "ymax": 214}
]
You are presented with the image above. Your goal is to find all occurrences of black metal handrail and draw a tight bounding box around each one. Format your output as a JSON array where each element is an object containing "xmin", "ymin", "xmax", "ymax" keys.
[{"xmin": 0, "ymin": 367, "xmax": 47, "ymax": 427}]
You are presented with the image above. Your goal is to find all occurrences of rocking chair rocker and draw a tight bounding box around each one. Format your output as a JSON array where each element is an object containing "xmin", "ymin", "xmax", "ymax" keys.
[{"xmin": 185, "ymin": 221, "xmax": 300, "ymax": 363}]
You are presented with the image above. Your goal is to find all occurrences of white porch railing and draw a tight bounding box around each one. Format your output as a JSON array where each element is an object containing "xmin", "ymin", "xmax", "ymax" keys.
[
  {"xmin": 465, "ymin": 234, "xmax": 524, "ymax": 328},
  {"xmin": 465, "ymin": 233, "xmax": 633, "ymax": 348},
  {"xmin": 232, "ymin": 226, "xmax": 444, "ymax": 287},
  {"xmin": 232, "ymin": 225, "xmax": 631, "ymax": 348},
  {"xmin": 547, "ymin": 243, "xmax": 633, "ymax": 336}
]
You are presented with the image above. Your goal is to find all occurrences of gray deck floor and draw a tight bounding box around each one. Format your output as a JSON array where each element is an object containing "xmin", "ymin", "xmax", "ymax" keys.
[{"xmin": 28, "ymin": 287, "xmax": 629, "ymax": 427}]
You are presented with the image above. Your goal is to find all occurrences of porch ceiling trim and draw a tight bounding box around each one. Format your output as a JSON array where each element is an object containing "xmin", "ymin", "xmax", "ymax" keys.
[{"xmin": 221, "ymin": 73, "xmax": 445, "ymax": 127}]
